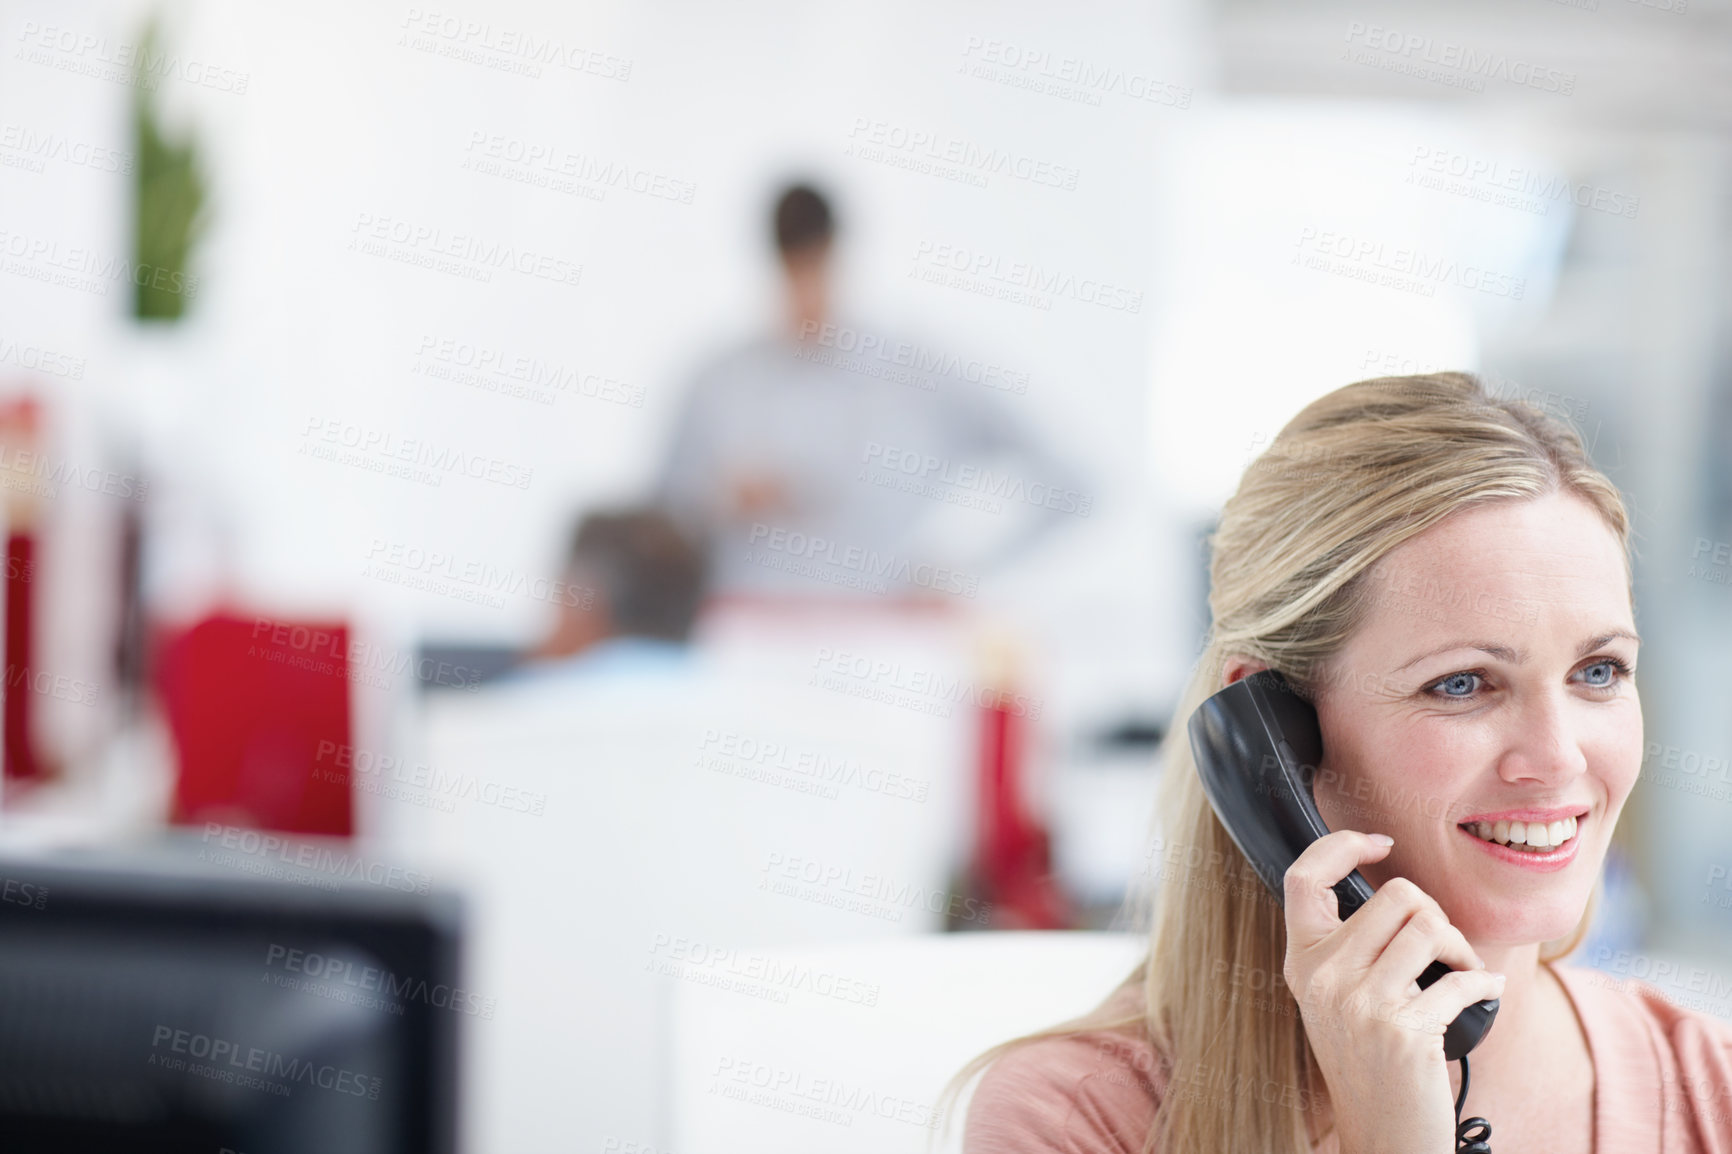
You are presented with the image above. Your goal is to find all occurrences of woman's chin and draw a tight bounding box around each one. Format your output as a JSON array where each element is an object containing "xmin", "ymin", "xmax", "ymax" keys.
[
  {"xmin": 1452, "ymin": 896, "xmax": 1589, "ymax": 950},
  {"xmin": 1367, "ymin": 858, "xmax": 1594, "ymax": 948}
]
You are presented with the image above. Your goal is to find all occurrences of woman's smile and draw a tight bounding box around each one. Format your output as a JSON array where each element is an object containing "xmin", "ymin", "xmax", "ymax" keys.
[{"xmin": 1455, "ymin": 811, "xmax": 1584, "ymax": 872}]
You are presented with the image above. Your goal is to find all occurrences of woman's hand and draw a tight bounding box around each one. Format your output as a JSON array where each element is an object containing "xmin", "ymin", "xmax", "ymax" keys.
[{"xmin": 1282, "ymin": 830, "xmax": 1506, "ymax": 1154}]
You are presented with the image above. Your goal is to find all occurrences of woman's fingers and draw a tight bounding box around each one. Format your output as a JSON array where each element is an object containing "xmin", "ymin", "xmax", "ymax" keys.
[
  {"xmin": 1357, "ymin": 894, "xmax": 1482, "ymax": 991},
  {"xmin": 1344, "ymin": 878, "xmax": 1485, "ymax": 980},
  {"xmin": 1282, "ymin": 829, "xmax": 1393, "ymax": 950},
  {"xmin": 1396, "ymin": 968, "xmax": 1508, "ymax": 1041}
]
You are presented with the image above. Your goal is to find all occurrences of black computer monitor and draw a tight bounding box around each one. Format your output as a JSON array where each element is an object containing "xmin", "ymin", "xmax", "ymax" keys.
[{"xmin": 0, "ymin": 845, "xmax": 462, "ymax": 1154}]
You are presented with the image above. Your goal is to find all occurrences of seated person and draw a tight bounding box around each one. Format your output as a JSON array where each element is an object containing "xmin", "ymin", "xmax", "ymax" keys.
[{"xmin": 519, "ymin": 507, "xmax": 706, "ymax": 679}]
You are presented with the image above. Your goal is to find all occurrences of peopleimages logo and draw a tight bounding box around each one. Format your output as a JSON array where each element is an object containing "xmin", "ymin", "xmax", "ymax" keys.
[
  {"xmin": 413, "ymin": 334, "xmax": 645, "ymax": 407},
  {"xmin": 910, "ymin": 240, "xmax": 1143, "ymax": 313},
  {"xmin": 397, "ymin": 9, "xmax": 633, "ymax": 81},
  {"xmin": 300, "ymin": 417, "xmax": 534, "ymax": 490},
  {"xmin": 747, "ymin": 523, "xmax": 979, "ymax": 598},
  {"xmin": 0, "ymin": 124, "xmax": 133, "ymax": 174},
  {"xmin": 0, "ymin": 663, "xmax": 99, "ymax": 706},
  {"xmin": 709, "ymin": 1055, "xmax": 944, "ymax": 1129},
  {"xmin": 795, "ymin": 320, "xmax": 1029, "ymax": 395},
  {"xmin": 149, "ymin": 1025, "xmax": 381, "ymax": 1099},
  {"xmin": 1342, "ymin": 22, "xmax": 1576, "ymax": 94},
  {"xmin": 264, "ymin": 943, "xmax": 497, "ymax": 1018},
  {"xmin": 1292, "ymin": 228, "xmax": 1526, "ymax": 299},
  {"xmin": 759, "ymin": 852, "xmax": 991, "ymax": 927},
  {"xmin": 0, "ymin": 331, "xmax": 87, "ymax": 379},
  {"xmin": 314, "ymin": 739, "xmax": 548, "ymax": 816},
  {"xmin": 0, "ymin": 227, "xmax": 199, "ymax": 299},
  {"xmin": 199, "ymin": 823, "xmax": 433, "ymax": 894},
  {"xmin": 808, "ymin": 646, "xmax": 1043, "ymax": 720},
  {"xmin": 347, "ymin": 212, "xmax": 582, "ymax": 288},
  {"xmin": 0, "ymin": 875, "xmax": 47, "ymax": 910},
  {"xmin": 957, "ymin": 36, "xmax": 1193, "ymax": 110},
  {"xmin": 247, "ymin": 617, "xmax": 484, "ymax": 691},
  {"xmin": 698, "ymin": 728, "xmax": 931, "ymax": 803},
  {"xmin": 860, "ymin": 441, "xmax": 1091, "ymax": 516},
  {"xmin": 648, "ymin": 933, "xmax": 883, "ymax": 1006},
  {"xmin": 845, "ymin": 116, "xmax": 1081, "ymax": 191},
  {"xmin": 1406, "ymin": 146, "xmax": 1639, "ymax": 219},
  {"xmin": 14, "ymin": 21, "xmax": 251, "ymax": 94},
  {"xmin": 462, "ymin": 131, "xmax": 695, "ymax": 203},
  {"xmin": 363, "ymin": 537, "xmax": 594, "ymax": 608}
]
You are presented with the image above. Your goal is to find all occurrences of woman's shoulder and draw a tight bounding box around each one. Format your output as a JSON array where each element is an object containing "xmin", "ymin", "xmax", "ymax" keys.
[
  {"xmin": 1555, "ymin": 960, "xmax": 1732, "ymax": 1082},
  {"xmin": 1555, "ymin": 959, "xmax": 1732, "ymax": 1042},
  {"xmin": 1553, "ymin": 960, "xmax": 1732, "ymax": 1146},
  {"xmin": 962, "ymin": 988, "xmax": 1166, "ymax": 1154}
]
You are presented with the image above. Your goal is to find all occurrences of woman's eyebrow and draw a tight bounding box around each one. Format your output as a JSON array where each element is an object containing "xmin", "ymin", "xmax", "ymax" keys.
[
  {"xmin": 1578, "ymin": 629, "xmax": 1640, "ymax": 657},
  {"xmin": 1393, "ymin": 629, "xmax": 1640, "ymax": 673},
  {"xmin": 1393, "ymin": 641, "xmax": 1519, "ymax": 673}
]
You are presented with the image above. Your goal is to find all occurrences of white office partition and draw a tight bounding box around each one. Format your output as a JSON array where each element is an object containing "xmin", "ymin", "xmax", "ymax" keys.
[
  {"xmin": 385, "ymin": 617, "xmax": 972, "ymax": 1152},
  {"xmin": 668, "ymin": 931, "xmax": 1147, "ymax": 1154}
]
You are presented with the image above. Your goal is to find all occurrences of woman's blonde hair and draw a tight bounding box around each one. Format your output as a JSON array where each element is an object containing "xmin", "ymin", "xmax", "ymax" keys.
[{"xmin": 935, "ymin": 372, "xmax": 1630, "ymax": 1153}]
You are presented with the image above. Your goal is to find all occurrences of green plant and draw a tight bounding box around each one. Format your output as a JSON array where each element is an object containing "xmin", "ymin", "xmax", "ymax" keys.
[{"xmin": 131, "ymin": 15, "xmax": 207, "ymax": 321}]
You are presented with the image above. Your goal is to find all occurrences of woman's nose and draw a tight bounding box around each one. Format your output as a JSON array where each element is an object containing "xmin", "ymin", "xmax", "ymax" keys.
[{"xmin": 1496, "ymin": 690, "xmax": 1590, "ymax": 785}]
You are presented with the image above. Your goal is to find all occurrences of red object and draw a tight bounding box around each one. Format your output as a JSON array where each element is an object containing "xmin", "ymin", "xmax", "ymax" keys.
[
  {"xmin": 155, "ymin": 612, "xmax": 354, "ymax": 836},
  {"xmin": 2, "ymin": 531, "xmax": 41, "ymax": 782},
  {"xmin": 976, "ymin": 696, "xmax": 1071, "ymax": 929}
]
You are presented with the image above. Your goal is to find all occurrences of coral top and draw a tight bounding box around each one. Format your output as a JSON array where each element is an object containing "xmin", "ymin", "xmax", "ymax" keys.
[{"xmin": 963, "ymin": 962, "xmax": 1732, "ymax": 1152}]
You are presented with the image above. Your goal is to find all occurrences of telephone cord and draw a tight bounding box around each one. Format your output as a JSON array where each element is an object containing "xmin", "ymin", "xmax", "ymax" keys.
[{"xmin": 1454, "ymin": 1054, "xmax": 1493, "ymax": 1154}]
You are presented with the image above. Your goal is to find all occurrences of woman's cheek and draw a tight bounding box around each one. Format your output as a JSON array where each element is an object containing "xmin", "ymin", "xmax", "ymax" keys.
[
  {"xmin": 1593, "ymin": 701, "xmax": 1644, "ymax": 814},
  {"xmin": 1312, "ymin": 710, "xmax": 1377, "ymax": 831},
  {"xmin": 1310, "ymin": 755, "xmax": 1370, "ymax": 834}
]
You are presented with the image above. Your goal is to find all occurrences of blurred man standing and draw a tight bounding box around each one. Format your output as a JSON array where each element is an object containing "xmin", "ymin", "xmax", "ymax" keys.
[{"xmin": 654, "ymin": 183, "xmax": 1087, "ymax": 602}]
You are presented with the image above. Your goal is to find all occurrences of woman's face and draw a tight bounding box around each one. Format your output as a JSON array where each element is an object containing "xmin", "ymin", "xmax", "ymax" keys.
[{"xmin": 1309, "ymin": 490, "xmax": 1641, "ymax": 948}]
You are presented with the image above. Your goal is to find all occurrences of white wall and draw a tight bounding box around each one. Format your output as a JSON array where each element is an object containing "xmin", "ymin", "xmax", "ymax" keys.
[{"xmin": 2, "ymin": 0, "xmax": 1213, "ymax": 734}]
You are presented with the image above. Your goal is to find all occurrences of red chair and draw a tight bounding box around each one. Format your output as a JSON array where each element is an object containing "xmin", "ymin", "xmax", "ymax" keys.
[{"xmin": 155, "ymin": 612, "xmax": 354, "ymax": 837}]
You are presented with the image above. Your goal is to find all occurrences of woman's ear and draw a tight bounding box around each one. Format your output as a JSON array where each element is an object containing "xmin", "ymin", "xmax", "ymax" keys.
[{"xmin": 1220, "ymin": 655, "xmax": 1269, "ymax": 688}]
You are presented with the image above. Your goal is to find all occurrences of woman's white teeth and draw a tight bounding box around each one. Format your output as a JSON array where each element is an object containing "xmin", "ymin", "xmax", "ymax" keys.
[{"xmin": 1467, "ymin": 815, "xmax": 1577, "ymax": 851}]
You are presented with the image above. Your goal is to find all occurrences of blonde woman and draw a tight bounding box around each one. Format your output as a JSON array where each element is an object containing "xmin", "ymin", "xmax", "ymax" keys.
[{"xmin": 947, "ymin": 373, "xmax": 1732, "ymax": 1153}]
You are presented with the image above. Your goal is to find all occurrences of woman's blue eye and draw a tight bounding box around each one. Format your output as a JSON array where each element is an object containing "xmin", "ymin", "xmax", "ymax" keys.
[
  {"xmin": 1436, "ymin": 672, "xmax": 1479, "ymax": 697},
  {"xmin": 1581, "ymin": 660, "xmax": 1618, "ymax": 687}
]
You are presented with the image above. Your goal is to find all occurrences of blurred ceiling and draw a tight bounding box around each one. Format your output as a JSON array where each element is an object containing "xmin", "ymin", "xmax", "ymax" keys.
[{"xmin": 1211, "ymin": 0, "xmax": 1732, "ymax": 128}]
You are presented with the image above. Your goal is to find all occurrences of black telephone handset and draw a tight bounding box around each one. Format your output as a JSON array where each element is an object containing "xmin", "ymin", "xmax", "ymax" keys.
[{"xmin": 1186, "ymin": 669, "xmax": 1500, "ymax": 1063}]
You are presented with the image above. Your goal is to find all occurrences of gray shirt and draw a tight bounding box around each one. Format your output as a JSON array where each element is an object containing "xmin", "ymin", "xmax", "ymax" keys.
[{"xmin": 654, "ymin": 327, "xmax": 1088, "ymax": 599}]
